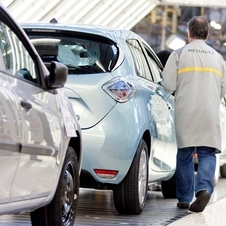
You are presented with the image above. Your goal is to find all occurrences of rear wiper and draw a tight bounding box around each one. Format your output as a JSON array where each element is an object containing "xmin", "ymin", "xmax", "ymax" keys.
[{"xmin": 65, "ymin": 63, "xmax": 105, "ymax": 74}]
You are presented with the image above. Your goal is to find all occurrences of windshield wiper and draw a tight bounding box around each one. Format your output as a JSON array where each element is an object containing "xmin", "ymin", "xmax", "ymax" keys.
[{"xmin": 65, "ymin": 63, "xmax": 105, "ymax": 74}]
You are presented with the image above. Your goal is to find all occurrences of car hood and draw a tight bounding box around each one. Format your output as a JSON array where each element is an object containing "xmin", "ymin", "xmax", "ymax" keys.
[{"xmin": 62, "ymin": 73, "xmax": 116, "ymax": 129}]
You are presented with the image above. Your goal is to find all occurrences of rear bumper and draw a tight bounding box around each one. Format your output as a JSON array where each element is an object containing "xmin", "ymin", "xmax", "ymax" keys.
[{"xmin": 80, "ymin": 101, "xmax": 146, "ymax": 186}]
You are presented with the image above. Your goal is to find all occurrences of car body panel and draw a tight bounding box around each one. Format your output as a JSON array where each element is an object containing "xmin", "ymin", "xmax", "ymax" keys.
[
  {"xmin": 63, "ymin": 72, "xmax": 116, "ymax": 128},
  {"xmin": 220, "ymin": 98, "xmax": 226, "ymax": 166},
  {"xmin": 0, "ymin": 71, "xmax": 21, "ymax": 204},
  {"xmin": 79, "ymin": 85, "xmax": 176, "ymax": 184},
  {"xmin": 11, "ymin": 79, "xmax": 63, "ymax": 201}
]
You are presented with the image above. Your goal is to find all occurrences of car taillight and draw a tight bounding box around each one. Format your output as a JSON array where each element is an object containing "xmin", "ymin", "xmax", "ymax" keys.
[
  {"xmin": 94, "ymin": 169, "xmax": 118, "ymax": 179},
  {"xmin": 102, "ymin": 77, "xmax": 137, "ymax": 103}
]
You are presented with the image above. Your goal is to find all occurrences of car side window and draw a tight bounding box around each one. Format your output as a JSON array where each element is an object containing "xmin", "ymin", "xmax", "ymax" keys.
[
  {"xmin": 0, "ymin": 21, "xmax": 38, "ymax": 83},
  {"xmin": 143, "ymin": 45, "xmax": 162, "ymax": 84},
  {"xmin": 127, "ymin": 39, "xmax": 153, "ymax": 81}
]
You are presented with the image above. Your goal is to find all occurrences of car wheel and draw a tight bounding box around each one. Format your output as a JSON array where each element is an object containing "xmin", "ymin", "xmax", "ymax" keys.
[
  {"xmin": 30, "ymin": 146, "xmax": 79, "ymax": 226},
  {"xmin": 113, "ymin": 139, "xmax": 148, "ymax": 214},
  {"xmin": 161, "ymin": 172, "xmax": 176, "ymax": 198},
  {"xmin": 220, "ymin": 164, "xmax": 226, "ymax": 178}
]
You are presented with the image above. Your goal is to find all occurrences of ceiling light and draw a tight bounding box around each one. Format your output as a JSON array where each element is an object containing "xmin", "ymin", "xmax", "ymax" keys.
[{"xmin": 165, "ymin": 34, "xmax": 186, "ymax": 50}]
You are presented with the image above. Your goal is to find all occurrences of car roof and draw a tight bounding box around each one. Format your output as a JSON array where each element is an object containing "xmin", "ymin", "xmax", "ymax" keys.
[{"xmin": 20, "ymin": 22, "xmax": 138, "ymax": 41}]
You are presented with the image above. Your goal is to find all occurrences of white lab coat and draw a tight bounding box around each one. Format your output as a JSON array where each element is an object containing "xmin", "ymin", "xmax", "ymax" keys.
[{"xmin": 162, "ymin": 40, "xmax": 226, "ymax": 152}]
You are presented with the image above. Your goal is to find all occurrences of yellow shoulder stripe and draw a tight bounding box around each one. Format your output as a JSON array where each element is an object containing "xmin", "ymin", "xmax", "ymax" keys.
[{"xmin": 178, "ymin": 67, "xmax": 222, "ymax": 77}]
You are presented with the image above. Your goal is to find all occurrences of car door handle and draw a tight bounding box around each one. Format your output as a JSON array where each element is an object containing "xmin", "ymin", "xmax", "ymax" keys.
[
  {"xmin": 156, "ymin": 89, "xmax": 164, "ymax": 98},
  {"xmin": 167, "ymin": 103, "xmax": 172, "ymax": 110},
  {"xmin": 21, "ymin": 100, "xmax": 32, "ymax": 110}
]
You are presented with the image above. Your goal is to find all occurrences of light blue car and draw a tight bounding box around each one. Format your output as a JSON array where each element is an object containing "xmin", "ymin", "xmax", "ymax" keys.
[{"xmin": 22, "ymin": 22, "xmax": 177, "ymax": 214}]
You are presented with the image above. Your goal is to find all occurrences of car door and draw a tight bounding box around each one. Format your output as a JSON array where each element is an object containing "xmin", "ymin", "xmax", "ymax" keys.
[
  {"xmin": 220, "ymin": 97, "xmax": 226, "ymax": 163},
  {"xmin": 0, "ymin": 49, "xmax": 21, "ymax": 204},
  {"xmin": 127, "ymin": 39, "xmax": 177, "ymax": 173},
  {"xmin": 0, "ymin": 18, "xmax": 63, "ymax": 201},
  {"xmin": 14, "ymin": 80, "xmax": 62, "ymax": 200},
  {"xmin": 142, "ymin": 44, "xmax": 177, "ymax": 172}
]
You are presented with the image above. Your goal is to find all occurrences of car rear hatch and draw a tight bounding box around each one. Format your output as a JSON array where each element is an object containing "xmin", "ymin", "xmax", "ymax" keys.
[
  {"xmin": 24, "ymin": 27, "xmax": 125, "ymax": 129},
  {"xmin": 63, "ymin": 73, "xmax": 116, "ymax": 129}
]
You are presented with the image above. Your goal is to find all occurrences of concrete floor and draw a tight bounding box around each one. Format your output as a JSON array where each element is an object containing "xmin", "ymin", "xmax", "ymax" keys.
[{"xmin": 0, "ymin": 177, "xmax": 225, "ymax": 225}]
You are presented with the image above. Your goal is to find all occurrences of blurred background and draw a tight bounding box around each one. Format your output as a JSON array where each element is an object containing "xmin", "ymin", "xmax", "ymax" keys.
[{"xmin": 2, "ymin": 0, "xmax": 226, "ymax": 59}]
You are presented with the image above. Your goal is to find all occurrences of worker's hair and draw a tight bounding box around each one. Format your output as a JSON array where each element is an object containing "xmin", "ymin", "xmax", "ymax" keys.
[{"xmin": 187, "ymin": 16, "xmax": 210, "ymax": 40}]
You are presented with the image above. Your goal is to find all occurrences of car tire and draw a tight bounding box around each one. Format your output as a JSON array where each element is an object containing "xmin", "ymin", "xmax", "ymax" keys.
[
  {"xmin": 30, "ymin": 146, "xmax": 79, "ymax": 226},
  {"xmin": 161, "ymin": 172, "xmax": 176, "ymax": 198},
  {"xmin": 220, "ymin": 164, "xmax": 226, "ymax": 178},
  {"xmin": 113, "ymin": 139, "xmax": 148, "ymax": 214}
]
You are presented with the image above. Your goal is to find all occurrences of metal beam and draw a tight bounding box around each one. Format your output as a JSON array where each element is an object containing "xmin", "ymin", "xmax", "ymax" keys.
[
  {"xmin": 160, "ymin": 0, "xmax": 226, "ymax": 8},
  {"xmin": 2, "ymin": 0, "xmax": 160, "ymax": 30}
]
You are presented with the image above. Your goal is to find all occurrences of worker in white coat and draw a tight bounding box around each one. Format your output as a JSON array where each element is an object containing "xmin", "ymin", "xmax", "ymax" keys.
[{"xmin": 161, "ymin": 16, "xmax": 226, "ymax": 212}]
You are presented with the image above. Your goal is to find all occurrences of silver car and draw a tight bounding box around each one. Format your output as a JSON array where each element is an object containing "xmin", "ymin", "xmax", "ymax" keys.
[
  {"xmin": 22, "ymin": 21, "xmax": 177, "ymax": 214},
  {"xmin": 0, "ymin": 5, "xmax": 82, "ymax": 226},
  {"xmin": 193, "ymin": 98, "xmax": 226, "ymax": 186}
]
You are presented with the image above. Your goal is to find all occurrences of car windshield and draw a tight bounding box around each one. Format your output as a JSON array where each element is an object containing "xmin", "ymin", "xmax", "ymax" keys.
[{"xmin": 28, "ymin": 34, "xmax": 119, "ymax": 74}]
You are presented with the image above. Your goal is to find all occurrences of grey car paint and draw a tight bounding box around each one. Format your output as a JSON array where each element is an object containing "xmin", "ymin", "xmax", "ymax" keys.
[{"xmin": 0, "ymin": 4, "xmax": 82, "ymax": 221}]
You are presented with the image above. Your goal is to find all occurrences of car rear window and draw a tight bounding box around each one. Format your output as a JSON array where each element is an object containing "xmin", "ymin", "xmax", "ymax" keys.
[{"xmin": 27, "ymin": 33, "xmax": 119, "ymax": 74}]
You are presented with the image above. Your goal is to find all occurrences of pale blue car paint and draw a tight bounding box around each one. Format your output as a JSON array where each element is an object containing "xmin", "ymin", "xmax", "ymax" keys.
[{"xmin": 22, "ymin": 23, "xmax": 177, "ymax": 210}]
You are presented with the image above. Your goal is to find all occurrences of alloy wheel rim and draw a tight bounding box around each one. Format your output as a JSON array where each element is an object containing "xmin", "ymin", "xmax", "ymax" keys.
[
  {"xmin": 62, "ymin": 162, "xmax": 75, "ymax": 225},
  {"xmin": 138, "ymin": 148, "xmax": 147, "ymax": 205}
]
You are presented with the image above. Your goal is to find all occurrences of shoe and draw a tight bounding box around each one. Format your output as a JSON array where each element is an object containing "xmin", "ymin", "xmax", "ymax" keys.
[
  {"xmin": 177, "ymin": 202, "xmax": 190, "ymax": 209},
  {"xmin": 189, "ymin": 190, "xmax": 211, "ymax": 212}
]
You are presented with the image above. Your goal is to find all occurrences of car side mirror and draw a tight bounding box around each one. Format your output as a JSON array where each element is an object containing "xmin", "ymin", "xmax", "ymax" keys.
[{"xmin": 47, "ymin": 61, "xmax": 68, "ymax": 89}]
